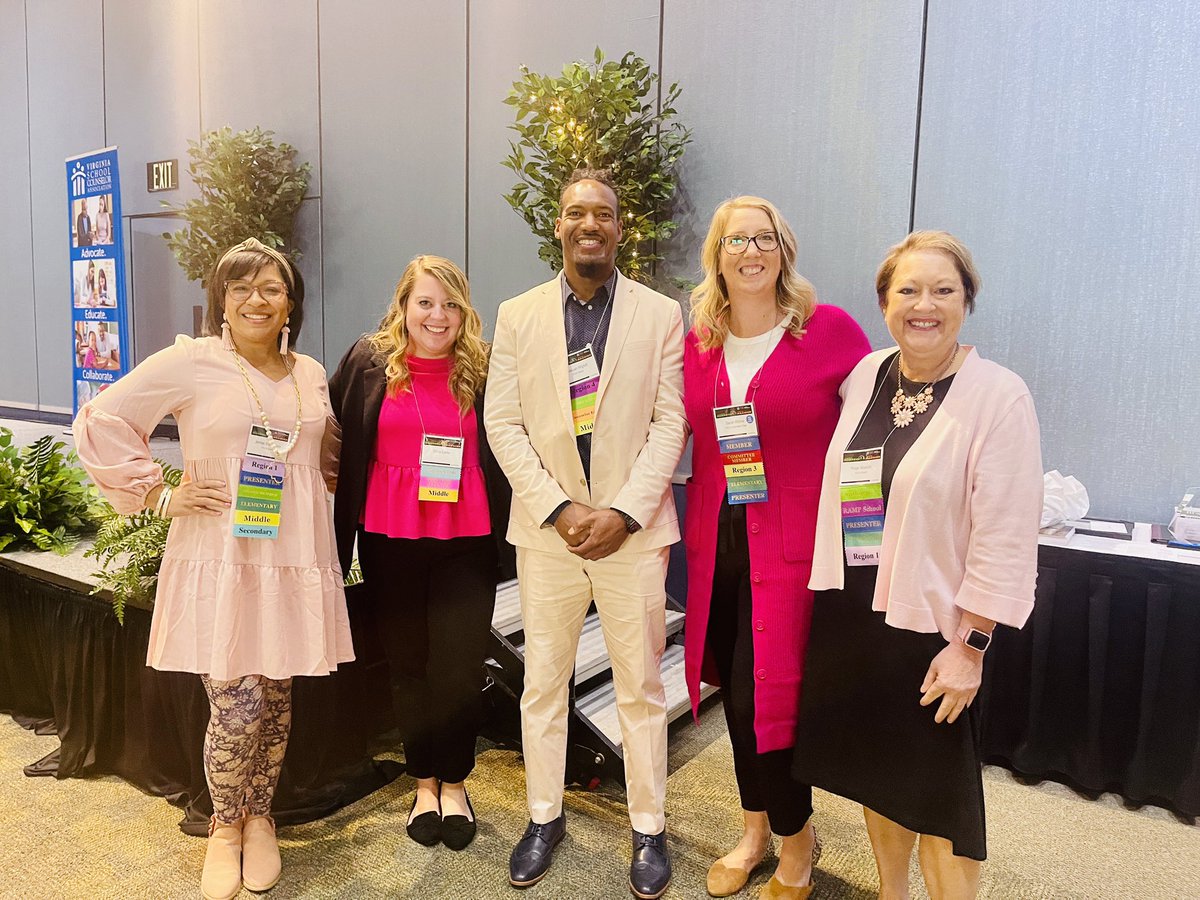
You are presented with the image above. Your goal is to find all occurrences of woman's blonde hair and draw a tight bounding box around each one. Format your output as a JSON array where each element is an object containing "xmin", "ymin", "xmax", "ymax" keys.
[
  {"xmin": 368, "ymin": 255, "xmax": 488, "ymax": 412},
  {"xmin": 689, "ymin": 196, "xmax": 816, "ymax": 351}
]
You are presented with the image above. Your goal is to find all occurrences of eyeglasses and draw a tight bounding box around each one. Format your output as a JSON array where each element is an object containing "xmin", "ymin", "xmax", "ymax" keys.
[
  {"xmin": 720, "ymin": 231, "xmax": 780, "ymax": 255},
  {"xmin": 224, "ymin": 280, "xmax": 287, "ymax": 303}
]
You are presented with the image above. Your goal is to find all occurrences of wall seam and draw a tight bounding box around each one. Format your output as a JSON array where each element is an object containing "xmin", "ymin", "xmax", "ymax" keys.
[
  {"xmin": 908, "ymin": 0, "xmax": 930, "ymax": 233},
  {"xmin": 101, "ymin": 0, "xmax": 107, "ymax": 144},
  {"xmin": 23, "ymin": 0, "xmax": 39, "ymax": 407},
  {"xmin": 315, "ymin": 0, "xmax": 326, "ymax": 362},
  {"xmin": 464, "ymin": 0, "xmax": 471, "ymax": 275},
  {"xmin": 195, "ymin": 1, "xmax": 203, "ymax": 132}
]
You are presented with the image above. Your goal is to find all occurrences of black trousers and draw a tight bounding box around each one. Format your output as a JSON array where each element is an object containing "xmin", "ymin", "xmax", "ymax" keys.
[
  {"xmin": 357, "ymin": 530, "xmax": 497, "ymax": 783},
  {"xmin": 706, "ymin": 502, "xmax": 814, "ymax": 837}
]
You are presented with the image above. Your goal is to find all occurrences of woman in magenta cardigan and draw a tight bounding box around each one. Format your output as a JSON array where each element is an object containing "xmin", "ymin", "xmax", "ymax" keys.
[
  {"xmin": 329, "ymin": 256, "xmax": 512, "ymax": 853},
  {"xmin": 792, "ymin": 231, "xmax": 1042, "ymax": 899},
  {"xmin": 684, "ymin": 196, "xmax": 869, "ymax": 899}
]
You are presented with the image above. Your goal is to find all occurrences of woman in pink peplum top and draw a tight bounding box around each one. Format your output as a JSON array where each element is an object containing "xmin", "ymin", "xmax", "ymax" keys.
[
  {"xmin": 74, "ymin": 238, "xmax": 353, "ymax": 900},
  {"xmin": 329, "ymin": 255, "xmax": 512, "ymax": 853},
  {"xmin": 683, "ymin": 197, "xmax": 870, "ymax": 900}
]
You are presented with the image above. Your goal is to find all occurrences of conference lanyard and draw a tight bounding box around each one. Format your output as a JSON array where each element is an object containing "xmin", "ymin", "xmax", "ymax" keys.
[{"xmin": 411, "ymin": 378, "xmax": 464, "ymax": 504}]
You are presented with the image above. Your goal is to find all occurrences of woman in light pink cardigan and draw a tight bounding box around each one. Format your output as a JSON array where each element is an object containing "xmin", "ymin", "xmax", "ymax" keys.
[
  {"xmin": 792, "ymin": 231, "xmax": 1042, "ymax": 900},
  {"xmin": 683, "ymin": 196, "xmax": 870, "ymax": 900}
]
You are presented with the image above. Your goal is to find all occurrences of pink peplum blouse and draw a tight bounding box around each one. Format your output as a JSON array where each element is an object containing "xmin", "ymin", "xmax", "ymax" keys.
[
  {"xmin": 361, "ymin": 354, "xmax": 491, "ymax": 539},
  {"xmin": 72, "ymin": 333, "xmax": 354, "ymax": 682}
]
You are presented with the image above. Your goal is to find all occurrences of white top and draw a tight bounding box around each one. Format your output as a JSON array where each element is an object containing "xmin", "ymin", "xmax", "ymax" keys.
[{"xmin": 723, "ymin": 323, "xmax": 786, "ymax": 404}]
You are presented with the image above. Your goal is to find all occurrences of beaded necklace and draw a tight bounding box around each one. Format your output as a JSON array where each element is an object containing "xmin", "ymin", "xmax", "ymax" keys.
[{"xmin": 229, "ymin": 343, "xmax": 303, "ymax": 460}]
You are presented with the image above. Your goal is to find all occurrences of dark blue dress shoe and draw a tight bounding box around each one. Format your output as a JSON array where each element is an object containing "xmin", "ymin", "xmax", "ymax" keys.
[
  {"xmin": 629, "ymin": 829, "xmax": 671, "ymax": 899},
  {"xmin": 508, "ymin": 813, "xmax": 567, "ymax": 887}
]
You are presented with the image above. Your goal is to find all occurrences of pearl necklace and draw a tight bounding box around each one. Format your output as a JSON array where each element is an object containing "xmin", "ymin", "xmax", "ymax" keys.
[
  {"xmin": 891, "ymin": 344, "xmax": 959, "ymax": 428},
  {"xmin": 229, "ymin": 345, "xmax": 303, "ymax": 459}
]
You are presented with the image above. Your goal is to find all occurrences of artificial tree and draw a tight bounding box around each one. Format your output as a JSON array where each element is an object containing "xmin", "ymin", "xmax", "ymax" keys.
[
  {"xmin": 502, "ymin": 48, "xmax": 690, "ymax": 282},
  {"xmin": 163, "ymin": 126, "xmax": 310, "ymax": 285}
]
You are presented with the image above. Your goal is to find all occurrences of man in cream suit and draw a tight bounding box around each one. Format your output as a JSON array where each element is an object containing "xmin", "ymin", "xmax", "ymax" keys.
[{"xmin": 485, "ymin": 168, "xmax": 687, "ymax": 899}]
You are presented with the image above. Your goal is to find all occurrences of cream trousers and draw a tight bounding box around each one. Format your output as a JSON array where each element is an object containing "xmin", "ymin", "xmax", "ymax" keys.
[{"xmin": 517, "ymin": 544, "xmax": 670, "ymax": 836}]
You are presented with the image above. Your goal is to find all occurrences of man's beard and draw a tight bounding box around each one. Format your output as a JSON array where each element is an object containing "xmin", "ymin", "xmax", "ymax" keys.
[{"xmin": 575, "ymin": 259, "xmax": 610, "ymax": 280}]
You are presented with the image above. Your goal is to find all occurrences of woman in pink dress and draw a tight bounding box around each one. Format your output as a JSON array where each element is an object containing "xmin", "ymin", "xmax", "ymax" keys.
[
  {"xmin": 329, "ymin": 255, "xmax": 511, "ymax": 852},
  {"xmin": 73, "ymin": 238, "xmax": 353, "ymax": 900},
  {"xmin": 683, "ymin": 197, "xmax": 869, "ymax": 900}
]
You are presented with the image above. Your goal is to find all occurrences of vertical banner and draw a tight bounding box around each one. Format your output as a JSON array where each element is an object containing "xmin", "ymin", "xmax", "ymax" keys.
[{"xmin": 67, "ymin": 147, "xmax": 129, "ymax": 414}]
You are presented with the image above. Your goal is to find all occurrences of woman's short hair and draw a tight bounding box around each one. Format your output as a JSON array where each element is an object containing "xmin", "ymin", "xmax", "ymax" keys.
[
  {"xmin": 368, "ymin": 255, "xmax": 489, "ymax": 412},
  {"xmin": 203, "ymin": 240, "xmax": 305, "ymax": 342},
  {"xmin": 689, "ymin": 196, "xmax": 816, "ymax": 351},
  {"xmin": 875, "ymin": 230, "xmax": 981, "ymax": 313}
]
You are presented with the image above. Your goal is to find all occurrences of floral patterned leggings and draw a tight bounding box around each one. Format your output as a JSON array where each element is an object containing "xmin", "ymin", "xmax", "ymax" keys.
[{"xmin": 200, "ymin": 674, "xmax": 293, "ymax": 825}]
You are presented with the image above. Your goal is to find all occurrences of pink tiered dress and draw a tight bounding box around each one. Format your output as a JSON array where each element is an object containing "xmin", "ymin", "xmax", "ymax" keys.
[{"xmin": 73, "ymin": 333, "xmax": 355, "ymax": 681}]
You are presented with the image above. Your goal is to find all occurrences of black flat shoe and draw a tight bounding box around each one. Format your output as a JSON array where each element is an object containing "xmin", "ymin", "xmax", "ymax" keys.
[
  {"xmin": 405, "ymin": 790, "xmax": 442, "ymax": 846},
  {"xmin": 509, "ymin": 813, "xmax": 567, "ymax": 887},
  {"xmin": 441, "ymin": 789, "xmax": 477, "ymax": 851}
]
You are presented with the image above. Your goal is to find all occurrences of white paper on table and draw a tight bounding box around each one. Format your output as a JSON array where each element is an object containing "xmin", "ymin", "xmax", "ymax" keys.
[{"xmin": 1066, "ymin": 518, "xmax": 1128, "ymax": 535}]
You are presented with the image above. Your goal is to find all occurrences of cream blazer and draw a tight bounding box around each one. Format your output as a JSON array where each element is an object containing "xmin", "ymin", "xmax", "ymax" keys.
[
  {"xmin": 809, "ymin": 346, "xmax": 1044, "ymax": 638},
  {"xmin": 484, "ymin": 272, "xmax": 687, "ymax": 552}
]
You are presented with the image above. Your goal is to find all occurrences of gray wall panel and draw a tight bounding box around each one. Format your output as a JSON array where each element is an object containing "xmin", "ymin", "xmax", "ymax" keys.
[
  {"xmin": 291, "ymin": 196, "xmax": 323, "ymax": 361},
  {"xmin": 0, "ymin": 0, "xmax": 38, "ymax": 407},
  {"xmin": 27, "ymin": 0, "xmax": 106, "ymax": 411},
  {"xmin": 319, "ymin": 0, "xmax": 467, "ymax": 363},
  {"xmin": 103, "ymin": 0, "xmax": 200, "ymax": 217},
  {"xmin": 467, "ymin": 0, "xmax": 662, "ymax": 327},
  {"xmin": 916, "ymin": 0, "xmax": 1200, "ymax": 521},
  {"xmin": 198, "ymin": 0, "xmax": 322, "ymax": 196},
  {"xmin": 661, "ymin": 0, "xmax": 924, "ymax": 338}
]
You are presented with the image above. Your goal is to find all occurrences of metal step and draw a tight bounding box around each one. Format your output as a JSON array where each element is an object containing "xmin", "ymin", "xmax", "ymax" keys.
[
  {"xmin": 575, "ymin": 643, "xmax": 717, "ymax": 750},
  {"xmin": 492, "ymin": 579, "xmax": 522, "ymax": 636},
  {"xmin": 512, "ymin": 608, "xmax": 685, "ymax": 683}
]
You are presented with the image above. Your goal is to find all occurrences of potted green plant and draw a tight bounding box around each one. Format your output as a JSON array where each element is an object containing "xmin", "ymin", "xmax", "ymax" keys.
[
  {"xmin": 0, "ymin": 428, "xmax": 103, "ymax": 554},
  {"xmin": 162, "ymin": 125, "xmax": 311, "ymax": 284},
  {"xmin": 502, "ymin": 48, "xmax": 690, "ymax": 282}
]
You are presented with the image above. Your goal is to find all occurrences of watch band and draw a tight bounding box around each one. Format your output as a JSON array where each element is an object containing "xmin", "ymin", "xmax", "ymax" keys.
[{"xmin": 956, "ymin": 624, "xmax": 992, "ymax": 653}]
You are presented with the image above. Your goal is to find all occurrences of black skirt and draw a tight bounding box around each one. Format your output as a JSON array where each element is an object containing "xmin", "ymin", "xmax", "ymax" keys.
[{"xmin": 791, "ymin": 564, "xmax": 988, "ymax": 860}]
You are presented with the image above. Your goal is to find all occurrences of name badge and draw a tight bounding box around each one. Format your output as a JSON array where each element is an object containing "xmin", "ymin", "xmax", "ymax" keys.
[
  {"xmin": 840, "ymin": 447, "xmax": 884, "ymax": 566},
  {"xmin": 233, "ymin": 424, "xmax": 288, "ymax": 539},
  {"xmin": 714, "ymin": 403, "xmax": 767, "ymax": 505},
  {"xmin": 568, "ymin": 344, "xmax": 601, "ymax": 436},
  {"xmin": 419, "ymin": 434, "xmax": 464, "ymax": 503}
]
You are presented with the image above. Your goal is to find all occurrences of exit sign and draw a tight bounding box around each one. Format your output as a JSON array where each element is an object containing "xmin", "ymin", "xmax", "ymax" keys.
[{"xmin": 146, "ymin": 159, "xmax": 179, "ymax": 192}]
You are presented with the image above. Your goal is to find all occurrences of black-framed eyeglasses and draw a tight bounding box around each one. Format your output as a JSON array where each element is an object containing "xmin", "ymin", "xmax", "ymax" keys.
[
  {"xmin": 720, "ymin": 231, "xmax": 780, "ymax": 255},
  {"xmin": 224, "ymin": 280, "xmax": 288, "ymax": 303}
]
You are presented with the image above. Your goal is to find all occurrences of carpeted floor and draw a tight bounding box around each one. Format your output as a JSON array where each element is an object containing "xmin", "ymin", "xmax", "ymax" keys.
[{"xmin": 1, "ymin": 716, "xmax": 1196, "ymax": 899}]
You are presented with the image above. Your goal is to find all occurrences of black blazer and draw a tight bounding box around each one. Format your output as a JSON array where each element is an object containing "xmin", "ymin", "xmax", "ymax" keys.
[{"xmin": 327, "ymin": 336, "xmax": 515, "ymax": 582}]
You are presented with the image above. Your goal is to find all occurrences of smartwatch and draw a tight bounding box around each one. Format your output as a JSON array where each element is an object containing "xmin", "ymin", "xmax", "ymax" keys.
[{"xmin": 956, "ymin": 624, "xmax": 992, "ymax": 654}]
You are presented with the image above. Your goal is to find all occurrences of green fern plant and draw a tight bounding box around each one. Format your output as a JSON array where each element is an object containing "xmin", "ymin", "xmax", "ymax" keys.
[
  {"xmin": 0, "ymin": 428, "xmax": 103, "ymax": 554},
  {"xmin": 84, "ymin": 461, "xmax": 183, "ymax": 623}
]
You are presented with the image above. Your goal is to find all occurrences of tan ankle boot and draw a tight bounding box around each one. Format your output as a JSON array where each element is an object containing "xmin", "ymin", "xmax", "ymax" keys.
[
  {"xmin": 201, "ymin": 816, "xmax": 243, "ymax": 900},
  {"xmin": 242, "ymin": 813, "xmax": 282, "ymax": 892}
]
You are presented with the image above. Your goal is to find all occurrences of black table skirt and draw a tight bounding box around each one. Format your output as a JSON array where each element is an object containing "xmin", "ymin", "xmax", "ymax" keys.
[
  {"xmin": 0, "ymin": 565, "xmax": 402, "ymax": 835},
  {"xmin": 980, "ymin": 544, "xmax": 1200, "ymax": 817}
]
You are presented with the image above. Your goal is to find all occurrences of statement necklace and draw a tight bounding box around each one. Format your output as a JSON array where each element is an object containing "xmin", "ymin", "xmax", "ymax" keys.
[
  {"xmin": 229, "ymin": 344, "xmax": 303, "ymax": 459},
  {"xmin": 890, "ymin": 343, "xmax": 959, "ymax": 428}
]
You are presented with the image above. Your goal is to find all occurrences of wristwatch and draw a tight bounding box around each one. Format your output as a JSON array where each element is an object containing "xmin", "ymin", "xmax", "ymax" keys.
[{"xmin": 956, "ymin": 624, "xmax": 992, "ymax": 654}]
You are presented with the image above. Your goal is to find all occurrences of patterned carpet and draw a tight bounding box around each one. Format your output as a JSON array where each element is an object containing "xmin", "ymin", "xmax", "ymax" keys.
[{"xmin": 1, "ymin": 715, "xmax": 1196, "ymax": 899}]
